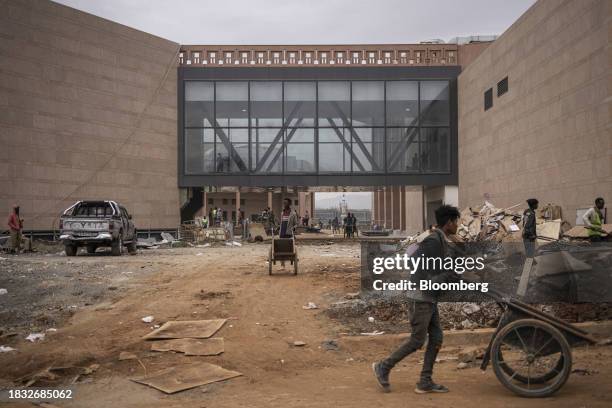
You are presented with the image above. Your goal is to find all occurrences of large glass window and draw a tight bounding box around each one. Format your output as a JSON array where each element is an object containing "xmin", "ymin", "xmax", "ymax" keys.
[
  {"xmin": 185, "ymin": 82, "xmax": 214, "ymax": 127},
  {"xmin": 285, "ymin": 128, "xmax": 315, "ymax": 172},
  {"xmin": 284, "ymin": 82, "xmax": 316, "ymax": 127},
  {"xmin": 386, "ymin": 127, "xmax": 419, "ymax": 172},
  {"xmin": 352, "ymin": 81, "xmax": 384, "ymax": 126},
  {"xmin": 420, "ymin": 127, "xmax": 450, "ymax": 172},
  {"xmin": 251, "ymin": 128, "xmax": 283, "ymax": 173},
  {"xmin": 216, "ymin": 82, "xmax": 248, "ymax": 127},
  {"xmin": 182, "ymin": 79, "xmax": 452, "ymax": 175},
  {"xmin": 319, "ymin": 128, "xmax": 351, "ymax": 172},
  {"xmin": 185, "ymin": 128, "xmax": 215, "ymax": 173},
  {"xmin": 420, "ymin": 81, "xmax": 449, "ymax": 126},
  {"xmin": 352, "ymin": 128, "xmax": 384, "ymax": 172},
  {"xmin": 386, "ymin": 81, "xmax": 418, "ymax": 126},
  {"xmin": 250, "ymin": 81, "xmax": 282, "ymax": 127},
  {"xmin": 318, "ymin": 81, "xmax": 350, "ymax": 127}
]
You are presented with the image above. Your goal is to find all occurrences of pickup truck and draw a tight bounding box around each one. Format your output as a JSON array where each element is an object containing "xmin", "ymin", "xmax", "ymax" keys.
[{"xmin": 59, "ymin": 200, "xmax": 137, "ymax": 256}]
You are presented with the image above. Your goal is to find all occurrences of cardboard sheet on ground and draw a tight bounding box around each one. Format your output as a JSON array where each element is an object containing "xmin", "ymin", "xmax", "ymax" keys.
[
  {"xmin": 131, "ymin": 363, "xmax": 242, "ymax": 394},
  {"xmin": 143, "ymin": 319, "xmax": 226, "ymax": 340},
  {"xmin": 151, "ymin": 338, "xmax": 224, "ymax": 356},
  {"xmin": 564, "ymin": 224, "xmax": 612, "ymax": 238},
  {"xmin": 537, "ymin": 219, "xmax": 562, "ymax": 242}
]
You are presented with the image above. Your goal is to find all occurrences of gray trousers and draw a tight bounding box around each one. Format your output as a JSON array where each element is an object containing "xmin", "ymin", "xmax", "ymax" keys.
[
  {"xmin": 381, "ymin": 301, "xmax": 443, "ymax": 382},
  {"xmin": 523, "ymin": 239, "xmax": 536, "ymax": 257}
]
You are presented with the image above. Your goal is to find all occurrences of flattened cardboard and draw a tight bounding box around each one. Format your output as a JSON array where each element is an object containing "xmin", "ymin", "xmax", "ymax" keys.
[
  {"xmin": 143, "ymin": 319, "xmax": 226, "ymax": 340},
  {"xmin": 131, "ymin": 363, "xmax": 242, "ymax": 394},
  {"xmin": 151, "ymin": 338, "xmax": 225, "ymax": 356}
]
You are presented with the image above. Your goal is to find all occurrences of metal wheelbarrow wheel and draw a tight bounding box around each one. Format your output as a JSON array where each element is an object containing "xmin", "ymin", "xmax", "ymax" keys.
[{"xmin": 491, "ymin": 318, "xmax": 572, "ymax": 398}]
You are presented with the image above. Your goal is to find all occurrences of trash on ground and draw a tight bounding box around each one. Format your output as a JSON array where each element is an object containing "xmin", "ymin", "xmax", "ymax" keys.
[
  {"xmin": 360, "ymin": 330, "xmax": 384, "ymax": 336},
  {"xmin": 151, "ymin": 338, "xmax": 224, "ymax": 356},
  {"xmin": 302, "ymin": 302, "xmax": 318, "ymax": 310},
  {"xmin": 141, "ymin": 316, "xmax": 154, "ymax": 323},
  {"xmin": 367, "ymin": 316, "xmax": 375, "ymax": 323},
  {"xmin": 119, "ymin": 351, "xmax": 138, "ymax": 361},
  {"xmin": 0, "ymin": 345, "xmax": 16, "ymax": 352},
  {"xmin": 25, "ymin": 333, "xmax": 45, "ymax": 342},
  {"xmin": 293, "ymin": 340, "xmax": 306, "ymax": 347},
  {"xmin": 143, "ymin": 319, "xmax": 227, "ymax": 340},
  {"xmin": 321, "ymin": 340, "xmax": 339, "ymax": 351},
  {"xmin": 0, "ymin": 288, "xmax": 7, "ymax": 295},
  {"xmin": 131, "ymin": 363, "xmax": 242, "ymax": 394}
]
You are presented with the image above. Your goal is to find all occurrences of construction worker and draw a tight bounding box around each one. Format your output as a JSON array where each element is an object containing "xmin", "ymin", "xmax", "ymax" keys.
[
  {"xmin": 522, "ymin": 198, "xmax": 538, "ymax": 257},
  {"xmin": 279, "ymin": 198, "xmax": 297, "ymax": 238},
  {"xmin": 7, "ymin": 205, "xmax": 23, "ymax": 254},
  {"xmin": 583, "ymin": 197, "xmax": 606, "ymax": 242},
  {"xmin": 372, "ymin": 204, "xmax": 460, "ymax": 395}
]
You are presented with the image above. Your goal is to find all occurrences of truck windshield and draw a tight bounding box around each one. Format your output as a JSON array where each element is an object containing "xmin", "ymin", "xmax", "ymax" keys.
[{"xmin": 73, "ymin": 203, "xmax": 114, "ymax": 217}]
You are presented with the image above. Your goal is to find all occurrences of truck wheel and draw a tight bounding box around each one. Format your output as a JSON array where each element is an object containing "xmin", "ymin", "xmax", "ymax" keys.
[
  {"xmin": 127, "ymin": 240, "xmax": 137, "ymax": 255},
  {"xmin": 111, "ymin": 237, "xmax": 122, "ymax": 256},
  {"xmin": 65, "ymin": 245, "xmax": 77, "ymax": 257},
  {"xmin": 86, "ymin": 245, "xmax": 97, "ymax": 254}
]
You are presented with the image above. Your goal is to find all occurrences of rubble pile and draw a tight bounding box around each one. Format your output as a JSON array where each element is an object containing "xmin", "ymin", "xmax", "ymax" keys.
[{"xmin": 456, "ymin": 201, "xmax": 524, "ymax": 243}]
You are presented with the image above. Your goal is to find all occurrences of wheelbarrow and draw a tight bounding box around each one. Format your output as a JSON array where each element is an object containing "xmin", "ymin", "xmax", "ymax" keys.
[
  {"xmin": 480, "ymin": 288, "xmax": 598, "ymax": 398},
  {"xmin": 268, "ymin": 235, "xmax": 298, "ymax": 275}
]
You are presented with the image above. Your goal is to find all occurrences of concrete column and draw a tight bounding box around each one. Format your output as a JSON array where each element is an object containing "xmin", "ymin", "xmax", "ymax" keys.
[
  {"xmin": 383, "ymin": 188, "xmax": 388, "ymax": 228},
  {"xmin": 298, "ymin": 192, "xmax": 305, "ymax": 217},
  {"xmin": 378, "ymin": 190, "xmax": 384, "ymax": 227},
  {"xmin": 390, "ymin": 187, "xmax": 394, "ymax": 230},
  {"xmin": 404, "ymin": 187, "xmax": 424, "ymax": 235},
  {"xmin": 397, "ymin": 186, "xmax": 406, "ymax": 231},
  {"xmin": 203, "ymin": 191, "xmax": 208, "ymax": 217},
  {"xmin": 267, "ymin": 191, "xmax": 273, "ymax": 209},
  {"xmin": 384, "ymin": 187, "xmax": 392, "ymax": 229},
  {"xmin": 235, "ymin": 190, "xmax": 240, "ymax": 225}
]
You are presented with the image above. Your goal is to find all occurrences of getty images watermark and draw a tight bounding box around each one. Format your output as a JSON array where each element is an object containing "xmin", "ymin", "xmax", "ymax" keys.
[{"xmin": 371, "ymin": 254, "xmax": 489, "ymax": 293}]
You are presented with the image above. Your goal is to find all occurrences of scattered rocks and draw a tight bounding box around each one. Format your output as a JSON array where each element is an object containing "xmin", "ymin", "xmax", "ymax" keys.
[
  {"xmin": 457, "ymin": 346, "xmax": 485, "ymax": 363},
  {"xmin": 321, "ymin": 340, "xmax": 339, "ymax": 351}
]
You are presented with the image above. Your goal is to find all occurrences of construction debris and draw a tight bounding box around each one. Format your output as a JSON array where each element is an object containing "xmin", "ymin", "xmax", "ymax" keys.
[
  {"xmin": 25, "ymin": 333, "xmax": 45, "ymax": 342},
  {"xmin": 143, "ymin": 319, "xmax": 227, "ymax": 340},
  {"xmin": 118, "ymin": 351, "xmax": 138, "ymax": 361},
  {"xmin": 141, "ymin": 316, "xmax": 154, "ymax": 323},
  {"xmin": 302, "ymin": 302, "xmax": 318, "ymax": 310},
  {"xmin": 0, "ymin": 345, "xmax": 16, "ymax": 352},
  {"xmin": 0, "ymin": 288, "xmax": 7, "ymax": 295},
  {"xmin": 564, "ymin": 224, "xmax": 612, "ymax": 239},
  {"xmin": 151, "ymin": 338, "xmax": 225, "ymax": 356},
  {"xmin": 131, "ymin": 363, "xmax": 242, "ymax": 394}
]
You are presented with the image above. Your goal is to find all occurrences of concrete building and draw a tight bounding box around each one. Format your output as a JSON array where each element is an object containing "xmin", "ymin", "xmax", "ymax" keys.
[{"xmin": 1, "ymin": 0, "xmax": 609, "ymax": 234}]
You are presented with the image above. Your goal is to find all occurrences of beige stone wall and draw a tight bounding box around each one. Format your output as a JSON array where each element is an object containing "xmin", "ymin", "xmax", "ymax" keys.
[
  {"xmin": 458, "ymin": 0, "xmax": 611, "ymax": 225},
  {"xmin": 0, "ymin": 0, "xmax": 180, "ymax": 231}
]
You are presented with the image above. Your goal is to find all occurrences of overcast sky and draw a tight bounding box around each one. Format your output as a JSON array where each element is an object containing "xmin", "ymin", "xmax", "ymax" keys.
[{"xmin": 53, "ymin": 0, "xmax": 535, "ymax": 45}]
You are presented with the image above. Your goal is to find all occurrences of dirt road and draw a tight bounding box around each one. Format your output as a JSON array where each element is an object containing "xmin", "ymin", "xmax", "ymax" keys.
[{"xmin": 0, "ymin": 242, "xmax": 610, "ymax": 407}]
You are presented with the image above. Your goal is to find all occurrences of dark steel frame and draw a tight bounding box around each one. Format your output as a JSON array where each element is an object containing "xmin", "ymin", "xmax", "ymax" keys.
[{"xmin": 178, "ymin": 66, "xmax": 460, "ymax": 187}]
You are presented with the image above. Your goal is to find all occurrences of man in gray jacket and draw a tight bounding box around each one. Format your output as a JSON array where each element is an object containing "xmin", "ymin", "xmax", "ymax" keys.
[{"xmin": 372, "ymin": 204, "xmax": 460, "ymax": 394}]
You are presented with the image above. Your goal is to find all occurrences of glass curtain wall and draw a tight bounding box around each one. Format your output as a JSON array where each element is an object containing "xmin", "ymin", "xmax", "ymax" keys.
[{"xmin": 184, "ymin": 80, "xmax": 450, "ymax": 175}]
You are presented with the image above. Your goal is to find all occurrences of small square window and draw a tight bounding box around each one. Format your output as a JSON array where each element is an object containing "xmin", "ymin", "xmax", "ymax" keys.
[{"xmin": 484, "ymin": 88, "xmax": 493, "ymax": 111}]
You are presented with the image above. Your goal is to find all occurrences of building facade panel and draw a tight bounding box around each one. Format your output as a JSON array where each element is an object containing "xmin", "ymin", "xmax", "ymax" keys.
[
  {"xmin": 0, "ymin": 0, "xmax": 181, "ymax": 231},
  {"xmin": 458, "ymin": 0, "xmax": 611, "ymax": 225}
]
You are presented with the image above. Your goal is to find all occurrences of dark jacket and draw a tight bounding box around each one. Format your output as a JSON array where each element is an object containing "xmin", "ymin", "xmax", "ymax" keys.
[
  {"xmin": 408, "ymin": 229, "xmax": 456, "ymax": 303},
  {"xmin": 522, "ymin": 208, "xmax": 537, "ymax": 240}
]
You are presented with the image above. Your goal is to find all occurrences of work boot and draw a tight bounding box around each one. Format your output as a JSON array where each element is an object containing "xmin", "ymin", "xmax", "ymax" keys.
[
  {"xmin": 372, "ymin": 362, "xmax": 390, "ymax": 392},
  {"xmin": 414, "ymin": 379, "xmax": 449, "ymax": 394}
]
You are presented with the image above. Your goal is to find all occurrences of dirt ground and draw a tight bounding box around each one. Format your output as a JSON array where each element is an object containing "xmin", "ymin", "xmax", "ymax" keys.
[{"xmin": 0, "ymin": 241, "xmax": 610, "ymax": 407}]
